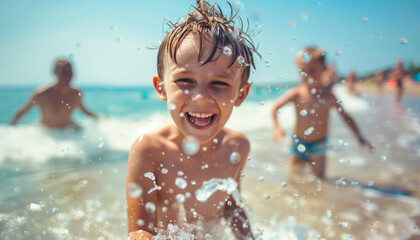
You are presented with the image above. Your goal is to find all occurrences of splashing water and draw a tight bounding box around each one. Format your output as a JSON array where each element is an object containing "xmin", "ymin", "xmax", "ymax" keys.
[
  {"xmin": 223, "ymin": 46, "xmax": 232, "ymax": 55},
  {"xmin": 169, "ymin": 103, "xmax": 176, "ymax": 110},
  {"xmin": 297, "ymin": 144, "xmax": 306, "ymax": 153},
  {"xmin": 195, "ymin": 178, "xmax": 252, "ymax": 217},
  {"xmin": 144, "ymin": 172, "xmax": 161, "ymax": 194},
  {"xmin": 127, "ymin": 182, "xmax": 143, "ymax": 198},
  {"xmin": 237, "ymin": 56, "xmax": 245, "ymax": 65},
  {"xmin": 300, "ymin": 109, "xmax": 308, "ymax": 116},
  {"xmin": 230, "ymin": 152, "xmax": 241, "ymax": 164},
  {"xmin": 182, "ymin": 136, "xmax": 199, "ymax": 155},
  {"xmin": 304, "ymin": 127, "xmax": 314, "ymax": 136},
  {"xmin": 175, "ymin": 177, "xmax": 188, "ymax": 189},
  {"xmin": 302, "ymin": 51, "xmax": 311, "ymax": 63}
]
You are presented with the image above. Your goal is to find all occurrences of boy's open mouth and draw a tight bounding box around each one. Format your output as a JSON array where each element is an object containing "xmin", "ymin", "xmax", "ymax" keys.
[{"xmin": 186, "ymin": 112, "xmax": 216, "ymax": 128}]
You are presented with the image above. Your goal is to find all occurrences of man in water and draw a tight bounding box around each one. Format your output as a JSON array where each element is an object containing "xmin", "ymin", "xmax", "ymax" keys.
[
  {"xmin": 11, "ymin": 59, "xmax": 98, "ymax": 129},
  {"xmin": 125, "ymin": 1, "xmax": 258, "ymax": 239}
]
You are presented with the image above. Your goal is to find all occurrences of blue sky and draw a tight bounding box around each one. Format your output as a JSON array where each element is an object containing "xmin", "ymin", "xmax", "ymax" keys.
[{"xmin": 0, "ymin": 0, "xmax": 419, "ymax": 86}]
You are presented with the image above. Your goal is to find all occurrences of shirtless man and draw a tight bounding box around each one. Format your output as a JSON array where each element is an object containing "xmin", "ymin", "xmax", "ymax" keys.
[{"xmin": 11, "ymin": 59, "xmax": 97, "ymax": 128}]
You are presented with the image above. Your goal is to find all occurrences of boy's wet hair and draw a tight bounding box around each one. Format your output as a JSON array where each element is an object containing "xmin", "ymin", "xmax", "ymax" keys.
[
  {"xmin": 296, "ymin": 47, "xmax": 325, "ymax": 66},
  {"xmin": 54, "ymin": 59, "xmax": 72, "ymax": 73},
  {"xmin": 157, "ymin": 0, "xmax": 259, "ymax": 86}
]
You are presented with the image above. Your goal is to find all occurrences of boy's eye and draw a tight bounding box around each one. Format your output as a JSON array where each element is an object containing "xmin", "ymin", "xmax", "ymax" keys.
[
  {"xmin": 175, "ymin": 78, "xmax": 194, "ymax": 85},
  {"xmin": 212, "ymin": 81, "xmax": 230, "ymax": 87}
]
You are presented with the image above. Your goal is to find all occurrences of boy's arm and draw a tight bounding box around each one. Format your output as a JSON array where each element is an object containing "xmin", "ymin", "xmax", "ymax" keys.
[
  {"xmin": 271, "ymin": 88, "xmax": 297, "ymax": 141},
  {"xmin": 332, "ymin": 95, "xmax": 374, "ymax": 151},
  {"xmin": 10, "ymin": 94, "xmax": 36, "ymax": 125},
  {"xmin": 126, "ymin": 135, "xmax": 159, "ymax": 239},
  {"xmin": 224, "ymin": 136, "xmax": 254, "ymax": 239},
  {"xmin": 76, "ymin": 91, "xmax": 98, "ymax": 120}
]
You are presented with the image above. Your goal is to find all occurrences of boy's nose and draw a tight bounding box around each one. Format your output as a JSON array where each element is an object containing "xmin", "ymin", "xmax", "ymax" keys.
[{"xmin": 190, "ymin": 88, "xmax": 214, "ymax": 105}]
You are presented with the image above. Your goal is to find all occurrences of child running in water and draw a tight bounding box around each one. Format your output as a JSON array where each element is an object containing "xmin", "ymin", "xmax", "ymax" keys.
[
  {"xmin": 271, "ymin": 47, "xmax": 374, "ymax": 179},
  {"xmin": 10, "ymin": 59, "xmax": 98, "ymax": 129},
  {"xmin": 126, "ymin": 1, "xmax": 258, "ymax": 239}
]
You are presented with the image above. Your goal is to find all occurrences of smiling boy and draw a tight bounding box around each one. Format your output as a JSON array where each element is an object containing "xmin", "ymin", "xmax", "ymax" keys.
[{"xmin": 126, "ymin": 1, "xmax": 258, "ymax": 239}]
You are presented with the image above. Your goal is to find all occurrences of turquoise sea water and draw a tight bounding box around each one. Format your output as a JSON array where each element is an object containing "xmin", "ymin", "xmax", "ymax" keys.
[{"xmin": 1, "ymin": 84, "xmax": 420, "ymax": 239}]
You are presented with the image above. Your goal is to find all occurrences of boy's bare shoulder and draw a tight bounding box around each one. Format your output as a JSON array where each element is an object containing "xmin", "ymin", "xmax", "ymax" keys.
[
  {"xmin": 220, "ymin": 128, "xmax": 250, "ymax": 150},
  {"xmin": 129, "ymin": 126, "xmax": 175, "ymax": 159}
]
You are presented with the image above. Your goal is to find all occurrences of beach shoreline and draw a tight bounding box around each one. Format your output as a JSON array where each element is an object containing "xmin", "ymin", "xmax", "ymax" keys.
[{"xmin": 355, "ymin": 82, "xmax": 420, "ymax": 98}]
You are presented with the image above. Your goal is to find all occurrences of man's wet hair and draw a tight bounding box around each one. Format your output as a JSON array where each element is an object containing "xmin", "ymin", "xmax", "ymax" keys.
[
  {"xmin": 157, "ymin": 0, "xmax": 259, "ymax": 86},
  {"xmin": 54, "ymin": 59, "xmax": 72, "ymax": 74}
]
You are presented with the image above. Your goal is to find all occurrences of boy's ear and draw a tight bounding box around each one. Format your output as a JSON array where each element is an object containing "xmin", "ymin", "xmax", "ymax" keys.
[
  {"xmin": 234, "ymin": 83, "xmax": 251, "ymax": 106},
  {"xmin": 152, "ymin": 75, "xmax": 167, "ymax": 101}
]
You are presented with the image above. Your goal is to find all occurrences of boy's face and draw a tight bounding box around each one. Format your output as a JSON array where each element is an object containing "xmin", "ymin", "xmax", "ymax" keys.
[
  {"xmin": 55, "ymin": 64, "xmax": 73, "ymax": 84},
  {"xmin": 153, "ymin": 34, "xmax": 250, "ymax": 144},
  {"xmin": 298, "ymin": 60, "xmax": 326, "ymax": 87}
]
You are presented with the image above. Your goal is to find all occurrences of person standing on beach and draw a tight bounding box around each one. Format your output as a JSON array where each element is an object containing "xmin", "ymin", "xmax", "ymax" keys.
[
  {"xmin": 10, "ymin": 59, "xmax": 98, "ymax": 129},
  {"xmin": 271, "ymin": 47, "xmax": 374, "ymax": 179},
  {"xmin": 345, "ymin": 70, "xmax": 360, "ymax": 96},
  {"xmin": 125, "ymin": 1, "xmax": 259, "ymax": 239},
  {"xmin": 387, "ymin": 59, "xmax": 406, "ymax": 103},
  {"xmin": 374, "ymin": 70, "xmax": 385, "ymax": 94}
]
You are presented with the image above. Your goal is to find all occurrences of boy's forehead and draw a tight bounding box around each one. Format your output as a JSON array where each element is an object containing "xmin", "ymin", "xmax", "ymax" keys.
[{"xmin": 165, "ymin": 34, "xmax": 241, "ymax": 73}]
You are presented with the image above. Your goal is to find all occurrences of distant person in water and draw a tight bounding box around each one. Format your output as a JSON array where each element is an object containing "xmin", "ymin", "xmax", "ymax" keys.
[
  {"xmin": 387, "ymin": 58, "xmax": 406, "ymax": 103},
  {"xmin": 271, "ymin": 47, "xmax": 374, "ymax": 179},
  {"xmin": 125, "ymin": 1, "xmax": 258, "ymax": 239},
  {"xmin": 10, "ymin": 59, "xmax": 98, "ymax": 129},
  {"xmin": 345, "ymin": 70, "xmax": 360, "ymax": 96},
  {"xmin": 374, "ymin": 70, "xmax": 385, "ymax": 94}
]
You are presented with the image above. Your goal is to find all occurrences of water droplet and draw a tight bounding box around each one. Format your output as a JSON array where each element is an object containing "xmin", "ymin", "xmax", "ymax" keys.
[
  {"xmin": 289, "ymin": 21, "xmax": 296, "ymax": 28},
  {"xmin": 335, "ymin": 49, "xmax": 341, "ymax": 55},
  {"xmin": 202, "ymin": 147, "xmax": 207, "ymax": 151},
  {"xmin": 307, "ymin": 78, "xmax": 314, "ymax": 84},
  {"xmin": 302, "ymin": 13, "xmax": 309, "ymax": 20},
  {"xmin": 264, "ymin": 194, "xmax": 270, "ymax": 200},
  {"xmin": 115, "ymin": 36, "xmax": 123, "ymax": 43},
  {"xmin": 213, "ymin": 138, "xmax": 218, "ymax": 144},
  {"xmin": 257, "ymin": 176, "xmax": 265, "ymax": 182},
  {"xmin": 110, "ymin": 25, "xmax": 117, "ymax": 31},
  {"xmin": 237, "ymin": 56, "xmax": 245, "ymax": 65},
  {"xmin": 169, "ymin": 103, "xmax": 176, "ymax": 110},
  {"xmin": 302, "ymin": 51, "xmax": 311, "ymax": 63},
  {"xmin": 98, "ymin": 142, "xmax": 104, "ymax": 148},
  {"xmin": 128, "ymin": 182, "xmax": 143, "ymax": 198},
  {"xmin": 310, "ymin": 109, "xmax": 315, "ymax": 114},
  {"xmin": 161, "ymin": 168, "xmax": 168, "ymax": 174},
  {"xmin": 78, "ymin": 92, "xmax": 82, "ymax": 97},
  {"xmin": 339, "ymin": 221, "xmax": 348, "ymax": 228},
  {"xmin": 297, "ymin": 144, "xmax": 306, "ymax": 153},
  {"xmin": 184, "ymin": 89, "xmax": 189, "ymax": 94},
  {"xmin": 281, "ymin": 181, "xmax": 287, "ymax": 188},
  {"xmin": 385, "ymin": 143, "xmax": 390, "ymax": 149},
  {"xmin": 362, "ymin": 17, "xmax": 368, "ymax": 22},
  {"xmin": 223, "ymin": 46, "xmax": 232, "ymax": 55},
  {"xmin": 260, "ymin": 101, "xmax": 264, "ymax": 106},
  {"xmin": 179, "ymin": 112, "xmax": 184, "ymax": 117},
  {"xmin": 182, "ymin": 136, "xmax": 199, "ymax": 155},
  {"xmin": 304, "ymin": 127, "xmax": 314, "ymax": 136},
  {"xmin": 29, "ymin": 203, "xmax": 41, "ymax": 211},
  {"xmin": 137, "ymin": 219, "xmax": 145, "ymax": 226},
  {"xmin": 336, "ymin": 100, "xmax": 343, "ymax": 104},
  {"xmin": 145, "ymin": 202, "xmax": 156, "ymax": 213},
  {"xmin": 230, "ymin": 152, "xmax": 241, "ymax": 164},
  {"xmin": 300, "ymin": 72, "xmax": 308, "ymax": 77},
  {"xmin": 176, "ymin": 194, "xmax": 185, "ymax": 203},
  {"xmin": 68, "ymin": 54, "xmax": 75, "ymax": 61},
  {"xmin": 380, "ymin": 155, "xmax": 387, "ymax": 161},
  {"xmin": 162, "ymin": 206, "xmax": 168, "ymax": 213},
  {"xmin": 175, "ymin": 177, "xmax": 188, "ymax": 189},
  {"xmin": 310, "ymin": 88, "xmax": 316, "ymax": 94},
  {"xmin": 300, "ymin": 109, "xmax": 308, "ymax": 116},
  {"xmin": 399, "ymin": 38, "xmax": 408, "ymax": 45},
  {"xmin": 144, "ymin": 172, "xmax": 156, "ymax": 181}
]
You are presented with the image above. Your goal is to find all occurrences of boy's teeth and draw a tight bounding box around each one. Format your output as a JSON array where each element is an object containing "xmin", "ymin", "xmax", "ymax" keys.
[{"xmin": 189, "ymin": 112, "xmax": 214, "ymax": 118}]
